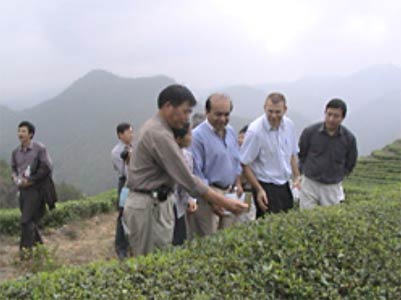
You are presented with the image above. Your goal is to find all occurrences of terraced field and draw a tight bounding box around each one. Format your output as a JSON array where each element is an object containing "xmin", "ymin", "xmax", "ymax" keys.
[
  {"xmin": 0, "ymin": 140, "xmax": 400, "ymax": 299},
  {"xmin": 347, "ymin": 139, "xmax": 401, "ymax": 186}
]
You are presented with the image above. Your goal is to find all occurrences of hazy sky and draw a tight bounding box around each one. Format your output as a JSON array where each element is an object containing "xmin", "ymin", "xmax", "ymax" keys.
[{"xmin": 1, "ymin": 0, "xmax": 400, "ymax": 109}]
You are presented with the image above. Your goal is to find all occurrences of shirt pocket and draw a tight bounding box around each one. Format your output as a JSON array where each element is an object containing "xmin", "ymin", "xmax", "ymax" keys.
[{"xmin": 280, "ymin": 136, "xmax": 293, "ymax": 160}]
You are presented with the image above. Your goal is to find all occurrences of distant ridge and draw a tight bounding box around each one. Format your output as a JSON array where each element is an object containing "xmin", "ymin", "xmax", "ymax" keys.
[{"xmin": 0, "ymin": 65, "xmax": 400, "ymax": 195}]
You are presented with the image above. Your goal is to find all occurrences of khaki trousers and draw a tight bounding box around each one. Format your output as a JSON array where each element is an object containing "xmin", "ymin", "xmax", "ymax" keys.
[
  {"xmin": 186, "ymin": 187, "xmax": 236, "ymax": 239},
  {"xmin": 123, "ymin": 192, "xmax": 174, "ymax": 256},
  {"xmin": 299, "ymin": 176, "xmax": 345, "ymax": 210}
]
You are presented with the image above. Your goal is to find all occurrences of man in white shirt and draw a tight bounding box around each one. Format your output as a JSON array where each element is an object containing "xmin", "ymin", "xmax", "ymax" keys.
[
  {"xmin": 111, "ymin": 122, "xmax": 133, "ymax": 258},
  {"xmin": 240, "ymin": 93, "xmax": 300, "ymax": 218}
]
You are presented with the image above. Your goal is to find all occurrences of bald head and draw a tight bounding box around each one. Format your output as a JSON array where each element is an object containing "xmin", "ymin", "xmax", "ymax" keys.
[
  {"xmin": 205, "ymin": 93, "xmax": 233, "ymax": 113},
  {"xmin": 205, "ymin": 93, "xmax": 233, "ymax": 132}
]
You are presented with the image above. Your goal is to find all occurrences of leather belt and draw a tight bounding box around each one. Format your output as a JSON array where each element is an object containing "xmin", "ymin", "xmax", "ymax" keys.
[
  {"xmin": 133, "ymin": 189, "xmax": 153, "ymax": 195},
  {"xmin": 210, "ymin": 183, "xmax": 232, "ymax": 191}
]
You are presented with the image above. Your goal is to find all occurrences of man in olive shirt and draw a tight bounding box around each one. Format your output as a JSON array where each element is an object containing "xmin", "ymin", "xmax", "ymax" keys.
[
  {"xmin": 298, "ymin": 99, "xmax": 357, "ymax": 209},
  {"xmin": 123, "ymin": 84, "xmax": 248, "ymax": 256}
]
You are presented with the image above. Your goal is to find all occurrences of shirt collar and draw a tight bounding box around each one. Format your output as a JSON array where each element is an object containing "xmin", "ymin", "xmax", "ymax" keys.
[
  {"xmin": 118, "ymin": 139, "xmax": 133, "ymax": 148},
  {"xmin": 19, "ymin": 141, "xmax": 33, "ymax": 152},
  {"xmin": 156, "ymin": 113, "xmax": 174, "ymax": 135},
  {"xmin": 205, "ymin": 119, "xmax": 214, "ymax": 131},
  {"xmin": 204, "ymin": 120, "xmax": 229, "ymax": 146},
  {"xmin": 319, "ymin": 123, "xmax": 343, "ymax": 136},
  {"xmin": 205, "ymin": 119, "xmax": 227, "ymax": 136},
  {"xmin": 263, "ymin": 115, "xmax": 285, "ymax": 132},
  {"xmin": 118, "ymin": 140, "xmax": 126, "ymax": 149}
]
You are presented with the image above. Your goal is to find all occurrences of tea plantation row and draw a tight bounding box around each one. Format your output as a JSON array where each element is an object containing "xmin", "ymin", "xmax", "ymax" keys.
[
  {"xmin": 0, "ymin": 194, "xmax": 399, "ymax": 299},
  {"xmin": 0, "ymin": 140, "xmax": 400, "ymax": 299},
  {"xmin": 0, "ymin": 190, "xmax": 116, "ymax": 235}
]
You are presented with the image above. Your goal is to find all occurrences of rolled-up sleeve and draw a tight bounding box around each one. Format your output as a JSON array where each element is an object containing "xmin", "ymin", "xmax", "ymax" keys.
[{"xmin": 240, "ymin": 130, "xmax": 260, "ymax": 165}]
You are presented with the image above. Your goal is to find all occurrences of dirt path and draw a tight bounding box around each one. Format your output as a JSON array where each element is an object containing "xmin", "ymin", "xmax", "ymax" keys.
[{"xmin": 0, "ymin": 211, "xmax": 118, "ymax": 283}]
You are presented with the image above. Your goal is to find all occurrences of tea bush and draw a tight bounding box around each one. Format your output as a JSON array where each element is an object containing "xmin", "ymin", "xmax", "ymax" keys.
[
  {"xmin": 0, "ymin": 190, "xmax": 116, "ymax": 235},
  {"xmin": 1, "ymin": 140, "xmax": 400, "ymax": 299},
  {"xmin": 0, "ymin": 197, "xmax": 399, "ymax": 299}
]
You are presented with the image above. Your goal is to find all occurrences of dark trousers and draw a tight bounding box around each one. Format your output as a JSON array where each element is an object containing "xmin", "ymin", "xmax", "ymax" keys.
[
  {"xmin": 253, "ymin": 181, "xmax": 293, "ymax": 219},
  {"xmin": 172, "ymin": 205, "xmax": 187, "ymax": 246},
  {"xmin": 19, "ymin": 187, "xmax": 45, "ymax": 250},
  {"xmin": 115, "ymin": 176, "xmax": 129, "ymax": 258}
]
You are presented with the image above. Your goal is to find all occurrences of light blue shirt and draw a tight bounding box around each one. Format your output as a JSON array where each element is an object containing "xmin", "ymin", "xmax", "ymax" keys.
[
  {"xmin": 190, "ymin": 120, "xmax": 242, "ymax": 187},
  {"xmin": 240, "ymin": 115, "xmax": 298, "ymax": 185}
]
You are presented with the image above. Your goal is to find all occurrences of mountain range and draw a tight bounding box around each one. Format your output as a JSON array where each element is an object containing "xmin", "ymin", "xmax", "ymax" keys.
[{"xmin": 0, "ymin": 64, "xmax": 400, "ymax": 195}]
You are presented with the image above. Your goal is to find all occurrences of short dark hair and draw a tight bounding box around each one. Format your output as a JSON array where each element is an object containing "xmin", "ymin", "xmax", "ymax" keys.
[
  {"xmin": 266, "ymin": 92, "xmax": 286, "ymax": 105},
  {"xmin": 157, "ymin": 84, "xmax": 197, "ymax": 109},
  {"xmin": 205, "ymin": 93, "xmax": 233, "ymax": 113},
  {"xmin": 18, "ymin": 121, "xmax": 35, "ymax": 137},
  {"xmin": 239, "ymin": 125, "xmax": 249, "ymax": 134},
  {"xmin": 116, "ymin": 123, "xmax": 132, "ymax": 136},
  {"xmin": 173, "ymin": 122, "xmax": 191, "ymax": 139},
  {"xmin": 325, "ymin": 98, "xmax": 347, "ymax": 118}
]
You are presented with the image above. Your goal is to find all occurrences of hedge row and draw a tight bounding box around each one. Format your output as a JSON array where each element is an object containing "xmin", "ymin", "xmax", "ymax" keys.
[
  {"xmin": 1, "ymin": 140, "xmax": 398, "ymax": 236},
  {"xmin": 0, "ymin": 190, "xmax": 116, "ymax": 235},
  {"xmin": 0, "ymin": 140, "xmax": 399, "ymax": 299},
  {"xmin": 0, "ymin": 195, "xmax": 400, "ymax": 300}
]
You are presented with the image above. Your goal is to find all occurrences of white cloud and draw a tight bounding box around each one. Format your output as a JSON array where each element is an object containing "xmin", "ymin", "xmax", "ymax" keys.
[
  {"xmin": 213, "ymin": 0, "xmax": 319, "ymax": 54},
  {"xmin": 0, "ymin": 0, "xmax": 400, "ymax": 107}
]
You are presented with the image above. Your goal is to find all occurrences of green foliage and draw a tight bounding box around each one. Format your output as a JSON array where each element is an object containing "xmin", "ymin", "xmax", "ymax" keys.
[
  {"xmin": 15, "ymin": 245, "xmax": 60, "ymax": 274},
  {"xmin": 0, "ymin": 190, "xmax": 116, "ymax": 235},
  {"xmin": 55, "ymin": 181, "xmax": 84, "ymax": 202},
  {"xmin": 0, "ymin": 159, "xmax": 12, "ymax": 180},
  {"xmin": 0, "ymin": 159, "xmax": 16, "ymax": 209},
  {"xmin": 345, "ymin": 139, "xmax": 401, "ymax": 189},
  {"xmin": 0, "ymin": 197, "xmax": 399, "ymax": 299},
  {"xmin": 0, "ymin": 140, "xmax": 400, "ymax": 299}
]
